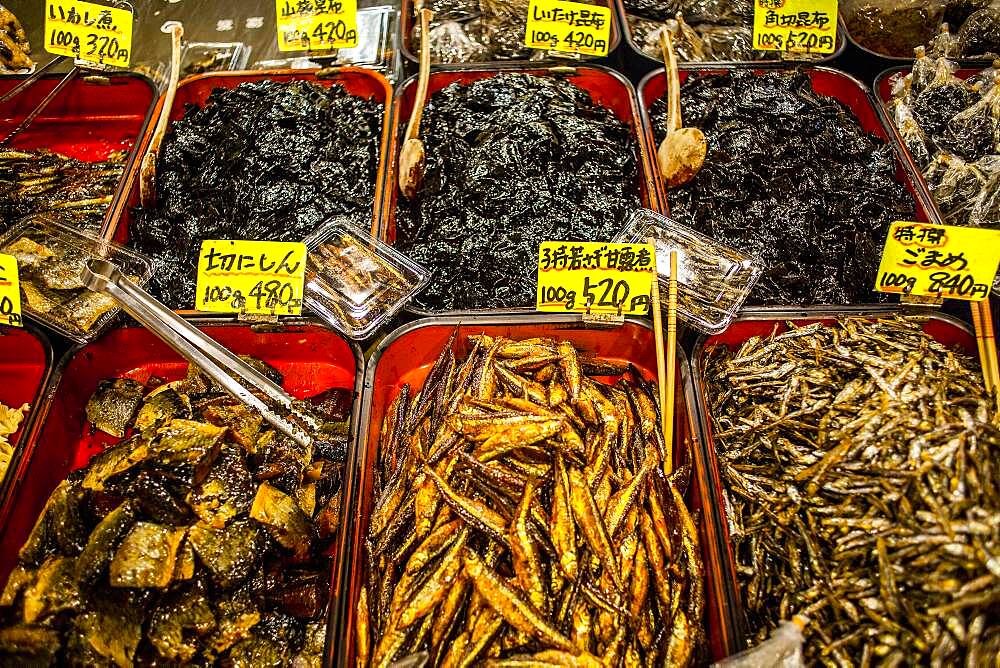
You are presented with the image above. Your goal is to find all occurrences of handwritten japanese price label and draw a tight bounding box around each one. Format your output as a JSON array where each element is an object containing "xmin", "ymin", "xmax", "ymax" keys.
[
  {"xmin": 44, "ymin": 0, "xmax": 133, "ymax": 67},
  {"xmin": 875, "ymin": 222, "xmax": 1000, "ymax": 302},
  {"xmin": 525, "ymin": 0, "xmax": 612, "ymax": 57},
  {"xmin": 752, "ymin": 0, "xmax": 837, "ymax": 54},
  {"xmin": 537, "ymin": 241, "xmax": 655, "ymax": 315},
  {"xmin": 275, "ymin": 0, "xmax": 358, "ymax": 51},
  {"xmin": 0, "ymin": 254, "xmax": 22, "ymax": 328},
  {"xmin": 196, "ymin": 240, "xmax": 306, "ymax": 316}
]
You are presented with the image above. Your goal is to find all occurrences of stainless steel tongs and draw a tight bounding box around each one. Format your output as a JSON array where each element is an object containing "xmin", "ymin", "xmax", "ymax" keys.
[{"xmin": 82, "ymin": 258, "xmax": 319, "ymax": 447}]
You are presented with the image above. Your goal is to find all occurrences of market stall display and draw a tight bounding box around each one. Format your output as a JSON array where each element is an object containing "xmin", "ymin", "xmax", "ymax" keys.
[
  {"xmin": 125, "ymin": 71, "xmax": 390, "ymax": 309},
  {"xmin": 695, "ymin": 314, "xmax": 999, "ymax": 664},
  {"xmin": 389, "ymin": 68, "xmax": 658, "ymax": 312},
  {"xmin": 0, "ymin": 323, "xmax": 361, "ymax": 666},
  {"xmin": 644, "ymin": 68, "xmax": 923, "ymax": 305}
]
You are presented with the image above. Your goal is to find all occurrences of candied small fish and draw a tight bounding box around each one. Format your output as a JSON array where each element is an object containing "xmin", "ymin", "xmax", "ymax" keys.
[
  {"xmin": 23, "ymin": 556, "xmax": 81, "ymax": 624},
  {"xmin": 188, "ymin": 519, "xmax": 261, "ymax": 589},
  {"xmin": 250, "ymin": 482, "xmax": 312, "ymax": 559},
  {"xmin": 86, "ymin": 378, "xmax": 145, "ymax": 438},
  {"xmin": 148, "ymin": 582, "xmax": 216, "ymax": 662}
]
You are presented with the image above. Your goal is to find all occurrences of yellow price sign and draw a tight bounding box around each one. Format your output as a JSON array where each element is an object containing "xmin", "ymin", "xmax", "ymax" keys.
[
  {"xmin": 752, "ymin": 0, "xmax": 838, "ymax": 54},
  {"xmin": 537, "ymin": 241, "xmax": 655, "ymax": 315},
  {"xmin": 275, "ymin": 0, "xmax": 358, "ymax": 51},
  {"xmin": 196, "ymin": 240, "xmax": 306, "ymax": 316},
  {"xmin": 44, "ymin": 0, "xmax": 133, "ymax": 68},
  {"xmin": 0, "ymin": 254, "xmax": 23, "ymax": 328},
  {"xmin": 525, "ymin": 0, "xmax": 612, "ymax": 57},
  {"xmin": 875, "ymin": 222, "xmax": 1000, "ymax": 302}
]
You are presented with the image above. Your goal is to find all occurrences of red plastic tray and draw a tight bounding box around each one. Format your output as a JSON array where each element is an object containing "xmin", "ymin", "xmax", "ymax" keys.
[
  {"xmin": 379, "ymin": 65, "xmax": 665, "ymax": 314},
  {"xmin": 688, "ymin": 309, "xmax": 978, "ymax": 649},
  {"xmin": 398, "ymin": 0, "xmax": 622, "ymax": 68},
  {"xmin": 637, "ymin": 65, "xmax": 937, "ymax": 227},
  {"xmin": 0, "ymin": 72, "xmax": 157, "ymax": 236},
  {"xmin": 106, "ymin": 68, "xmax": 394, "ymax": 273},
  {"xmin": 0, "ymin": 320, "xmax": 362, "ymax": 598},
  {"xmin": 332, "ymin": 314, "xmax": 743, "ymax": 665},
  {"xmin": 0, "ymin": 324, "xmax": 53, "ymax": 501}
]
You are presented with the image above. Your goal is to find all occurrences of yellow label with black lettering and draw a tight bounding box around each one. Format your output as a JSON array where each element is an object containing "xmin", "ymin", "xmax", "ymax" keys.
[
  {"xmin": 44, "ymin": 0, "xmax": 133, "ymax": 67},
  {"xmin": 525, "ymin": 0, "xmax": 612, "ymax": 57},
  {"xmin": 275, "ymin": 0, "xmax": 358, "ymax": 51},
  {"xmin": 537, "ymin": 241, "xmax": 655, "ymax": 315},
  {"xmin": 0, "ymin": 254, "xmax": 22, "ymax": 328},
  {"xmin": 752, "ymin": 0, "xmax": 837, "ymax": 54},
  {"xmin": 875, "ymin": 222, "xmax": 1000, "ymax": 302},
  {"xmin": 196, "ymin": 240, "xmax": 306, "ymax": 315}
]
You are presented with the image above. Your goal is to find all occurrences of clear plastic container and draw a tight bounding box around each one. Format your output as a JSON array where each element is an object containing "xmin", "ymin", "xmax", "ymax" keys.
[
  {"xmin": 0, "ymin": 214, "xmax": 154, "ymax": 344},
  {"xmin": 303, "ymin": 217, "xmax": 429, "ymax": 339},
  {"xmin": 614, "ymin": 208, "xmax": 761, "ymax": 334}
]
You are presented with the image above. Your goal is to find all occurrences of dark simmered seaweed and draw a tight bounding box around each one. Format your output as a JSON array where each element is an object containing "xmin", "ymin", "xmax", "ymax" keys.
[
  {"xmin": 650, "ymin": 70, "xmax": 915, "ymax": 305},
  {"xmin": 0, "ymin": 362, "xmax": 351, "ymax": 666},
  {"xmin": 395, "ymin": 73, "xmax": 642, "ymax": 311},
  {"xmin": 131, "ymin": 80, "xmax": 383, "ymax": 308}
]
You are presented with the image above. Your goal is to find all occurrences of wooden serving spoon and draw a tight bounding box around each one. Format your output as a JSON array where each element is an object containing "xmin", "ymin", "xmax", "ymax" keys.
[
  {"xmin": 139, "ymin": 21, "xmax": 184, "ymax": 207},
  {"xmin": 399, "ymin": 8, "xmax": 433, "ymax": 200},
  {"xmin": 656, "ymin": 29, "xmax": 706, "ymax": 189}
]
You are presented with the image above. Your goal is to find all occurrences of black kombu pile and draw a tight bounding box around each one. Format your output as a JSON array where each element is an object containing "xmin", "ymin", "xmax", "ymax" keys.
[
  {"xmin": 131, "ymin": 80, "xmax": 382, "ymax": 308},
  {"xmin": 395, "ymin": 73, "xmax": 642, "ymax": 311},
  {"xmin": 650, "ymin": 70, "xmax": 915, "ymax": 305}
]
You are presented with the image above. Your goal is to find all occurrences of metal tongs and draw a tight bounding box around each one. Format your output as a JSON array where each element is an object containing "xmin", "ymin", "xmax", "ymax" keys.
[{"xmin": 82, "ymin": 258, "xmax": 319, "ymax": 447}]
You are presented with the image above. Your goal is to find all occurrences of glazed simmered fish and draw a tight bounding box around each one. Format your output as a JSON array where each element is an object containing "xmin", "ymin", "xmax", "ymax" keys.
[
  {"xmin": 0, "ymin": 150, "xmax": 126, "ymax": 234},
  {"xmin": 0, "ymin": 359, "xmax": 352, "ymax": 665},
  {"xmin": 360, "ymin": 333, "xmax": 705, "ymax": 666},
  {"xmin": 704, "ymin": 316, "xmax": 1000, "ymax": 664}
]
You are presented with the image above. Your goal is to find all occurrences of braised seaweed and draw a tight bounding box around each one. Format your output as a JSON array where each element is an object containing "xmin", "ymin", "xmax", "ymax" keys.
[
  {"xmin": 131, "ymin": 80, "xmax": 383, "ymax": 308},
  {"xmin": 0, "ymin": 362, "xmax": 353, "ymax": 666},
  {"xmin": 396, "ymin": 73, "xmax": 642, "ymax": 311},
  {"xmin": 650, "ymin": 70, "xmax": 915, "ymax": 305}
]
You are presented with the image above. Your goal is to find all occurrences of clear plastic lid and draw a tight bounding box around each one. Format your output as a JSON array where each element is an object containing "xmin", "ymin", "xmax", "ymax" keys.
[
  {"xmin": 0, "ymin": 214, "xmax": 154, "ymax": 344},
  {"xmin": 303, "ymin": 218, "xmax": 428, "ymax": 339},
  {"xmin": 614, "ymin": 209, "xmax": 761, "ymax": 334}
]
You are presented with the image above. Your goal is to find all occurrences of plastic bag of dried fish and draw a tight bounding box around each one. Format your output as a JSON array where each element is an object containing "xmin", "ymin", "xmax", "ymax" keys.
[
  {"xmin": 703, "ymin": 316, "xmax": 1000, "ymax": 664},
  {"xmin": 0, "ymin": 359, "xmax": 353, "ymax": 665},
  {"xmin": 359, "ymin": 332, "xmax": 706, "ymax": 666}
]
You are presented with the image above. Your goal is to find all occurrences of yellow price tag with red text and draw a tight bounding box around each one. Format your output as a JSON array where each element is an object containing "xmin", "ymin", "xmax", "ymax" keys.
[
  {"xmin": 0, "ymin": 254, "xmax": 23, "ymax": 328},
  {"xmin": 525, "ymin": 0, "xmax": 612, "ymax": 57},
  {"xmin": 875, "ymin": 222, "xmax": 1000, "ymax": 302},
  {"xmin": 196, "ymin": 240, "xmax": 306, "ymax": 316},
  {"xmin": 276, "ymin": 0, "xmax": 358, "ymax": 51},
  {"xmin": 537, "ymin": 241, "xmax": 654, "ymax": 315},
  {"xmin": 752, "ymin": 0, "xmax": 837, "ymax": 54},
  {"xmin": 44, "ymin": 0, "xmax": 133, "ymax": 67}
]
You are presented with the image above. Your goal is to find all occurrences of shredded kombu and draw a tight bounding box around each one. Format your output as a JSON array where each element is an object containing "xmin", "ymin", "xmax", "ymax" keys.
[
  {"xmin": 650, "ymin": 70, "xmax": 916, "ymax": 305},
  {"xmin": 131, "ymin": 80, "xmax": 382, "ymax": 308},
  {"xmin": 395, "ymin": 73, "xmax": 642, "ymax": 311}
]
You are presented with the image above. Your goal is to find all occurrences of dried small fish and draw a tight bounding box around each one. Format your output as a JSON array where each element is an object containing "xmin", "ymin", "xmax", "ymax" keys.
[
  {"xmin": 361, "ymin": 332, "xmax": 705, "ymax": 666},
  {"xmin": 0, "ymin": 360, "xmax": 353, "ymax": 665},
  {"xmin": 704, "ymin": 315, "xmax": 1000, "ymax": 663}
]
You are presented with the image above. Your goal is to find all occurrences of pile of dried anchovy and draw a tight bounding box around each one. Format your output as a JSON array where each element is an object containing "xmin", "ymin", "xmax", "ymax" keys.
[
  {"xmin": 704, "ymin": 316, "xmax": 1000, "ymax": 664},
  {"xmin": 360, "ymin": 334, "xmax": 705, "ymax": 666}
]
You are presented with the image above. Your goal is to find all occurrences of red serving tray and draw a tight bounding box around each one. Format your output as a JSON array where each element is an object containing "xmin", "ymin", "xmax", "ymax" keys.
[
  {"xmin": 689, "ymin": 310, "xmax": 978, "ymax": 649},
  {"xmin": 0, "ymin": 324, "xmax": 53, "ymax": 501},
  {"xmin": 379, "ymin": 65, "xmax": 666, "ymax": 315},
  {"xmin": 106, "ymin": 68, "xmax": 394, "ymax": 304},
  {"xmin": 637, "ymin": 65, "xmax": 938, "ymax": 228},
  {"xmin": 332, "ymin": 315, "xmax": 743, "ymax": 665},
  {"xmin": 0, "ymin": 73, "xmax": 157, "ymax": 236},
  {"xmin": 0, "ymin": 321, "xmax": 362, "ymax": 596}
]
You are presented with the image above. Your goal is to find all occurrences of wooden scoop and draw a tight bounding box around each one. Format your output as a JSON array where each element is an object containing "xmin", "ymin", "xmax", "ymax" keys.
[
  {"xmin": 657, "ymin": 30, "xmax": 706, "ymax": 189},
  {"xmin": 399, "ymin": 8, "xmax": 433, "ymax": 200},
  {"xmin": 139, "ymin": 21, "xmax": 184, "ymax": 207}
]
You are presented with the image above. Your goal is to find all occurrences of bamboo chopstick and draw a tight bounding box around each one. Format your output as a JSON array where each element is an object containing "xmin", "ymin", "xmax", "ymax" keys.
[
  {"xmin": 649, "ymin": 237, "xmax": 678, "ymax": 474},
  {"xmin": 973, "ymin": 299, "xmax": 999, "ymax": 396}
]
